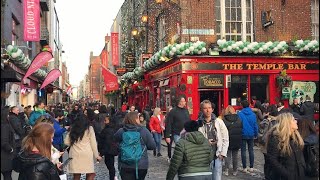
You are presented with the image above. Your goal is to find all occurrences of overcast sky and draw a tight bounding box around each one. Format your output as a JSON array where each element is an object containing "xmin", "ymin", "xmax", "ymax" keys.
[{"xmin": 55, "ymin": 1, "xmax": 124, "ymax": 86}]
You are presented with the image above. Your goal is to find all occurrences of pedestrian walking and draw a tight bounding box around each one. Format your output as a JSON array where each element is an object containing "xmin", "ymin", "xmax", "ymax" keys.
[
  {"xmin": 98, "ymin": 114, "xmax": 120, "ymax": 180},
  {"xmin": 166, "ymin": 120, "xmax": 213, "ymax": 180},
  {"xmin": 164, "ymin": 106, "xmax": 173, "ymax": 162},
  {"xmin": 237, "ymin": 100, "xmax": 258, "ymax": 174},
  {"xmin": 1, "ymin": 106, "xmax": 17, "ymax": 180},
  {"xmin": 265, "ymin": 112, "xmax": 306, "ymax": 180},
  {"xmin": 198, "ymin": 100, "xmax": 229, "ymax": 180},
  {"xmin": 222, "ymin": 105, "xmax": 242, "ymax": 176},
  {"xmin": 52, "ymin": 109, "xmax": 69, "ymax": 162},
  {"xmin": 64, "ymin": 114, "xmax": 102, "ymax": 180},
  {"xmin": 8, "ymin": 106, "xmax": 26, "ymax": 153},
  {"xmin": 114, "ymin": 111, "xmax": 156, "ymax": 180},
  {"xmin": 300, "ymin": 96, "xmax": 316, "ymax": 122},
  {"xmin": 139, "ymin": 113, "xmax": 147, "ymax": 127},
  {"xmin": 12, "ymin": 123, "xmax": 61, "ymax": 180},
  {"xmin": 149, "ymin": 107, "xmax": 165, "ymax": 157},
  {"xmin": 164, "ymin": 96, "xmax": 191, "ymax": 144}
]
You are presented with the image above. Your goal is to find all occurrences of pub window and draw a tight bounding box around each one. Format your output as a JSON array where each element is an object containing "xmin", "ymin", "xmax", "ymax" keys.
[
  {"xmin": 312, "ymin": 0, "xmax": 319, "ymax": 41},
  {"xmin": 215, "ymin": 0, "xmax": 253, "ymax": 42},
  {"xmin": 229, "ymin": 75, "xmax": 248, "ymax": 105},
  {"xmin": 250, "ymin": 75, "xmax": 269, "ymax": 103}
]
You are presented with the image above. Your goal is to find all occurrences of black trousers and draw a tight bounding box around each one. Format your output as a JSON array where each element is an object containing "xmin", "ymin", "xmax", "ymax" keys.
[
  {"xmin": 1, "ymin": 171, "xmax": 12, "ymax": 180},
  {"xmin": 104, "ymin": 154, "xmax": 116, "ymax": 180},
  {"xmin": 167, "ymin": 136, "xmax": 174, "ymax": 159},
  {"xmin": 120, "ymin": 168, "xmax": 147, "ymax": 180}
]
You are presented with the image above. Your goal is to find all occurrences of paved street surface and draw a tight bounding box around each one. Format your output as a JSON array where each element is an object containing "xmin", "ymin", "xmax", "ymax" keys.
[{"xmin": 2, "ymin": 140, "xmax": 265, "ymax": 180}]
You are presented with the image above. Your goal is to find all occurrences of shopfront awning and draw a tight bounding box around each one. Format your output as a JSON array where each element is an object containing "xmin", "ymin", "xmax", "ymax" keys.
[{"xmin": 1, "ymin": 69, "xmax": 23, "ymax": 82}]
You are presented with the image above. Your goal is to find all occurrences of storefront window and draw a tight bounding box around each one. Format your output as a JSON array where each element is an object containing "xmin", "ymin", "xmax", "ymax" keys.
[
  {"xmin": 229, "ymin": 75, "xmax": 248, "ymax": 105},
  {"xmin": 250, "ymin": 75, "xmax": 269, "ymax": 103}
]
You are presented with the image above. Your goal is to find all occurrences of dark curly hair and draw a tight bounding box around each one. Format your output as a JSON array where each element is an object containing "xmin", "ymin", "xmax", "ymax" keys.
[{"xmin": 69, "ymin": 114, "xmax": 90, "ymax": 146}]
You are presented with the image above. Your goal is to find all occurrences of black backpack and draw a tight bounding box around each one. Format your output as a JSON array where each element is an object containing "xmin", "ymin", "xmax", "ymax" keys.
[{"xmin": 304, "ymin": 144, "xmax": 319, "ymax": 177}]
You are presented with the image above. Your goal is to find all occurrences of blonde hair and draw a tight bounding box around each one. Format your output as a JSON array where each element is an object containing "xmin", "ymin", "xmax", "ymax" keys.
[
  {"xmin": 273, "ymin": 113, "xmax": 304, "ymax": 156},
  {"xmin": 153, "ymin": 107, "xmax": 161, "ymax": 116},
  {"xmin": 224, "ymin": 105, "xmax": 236, "ymax": 115}
]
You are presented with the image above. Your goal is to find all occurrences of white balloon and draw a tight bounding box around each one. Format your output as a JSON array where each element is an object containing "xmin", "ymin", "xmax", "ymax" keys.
[
  {"xmin": 222, "ymin": 48, "xmax": 227, "ymax": 52},
  {"xmin": 11, "ymin": 52, "xmax": 18, "ymax": 58},
  {"xmin": 227, "ymin": 46, "xmax": 232, "ymax": 51},
  {"xmin": 201, "ymin": 47, "xmax": 206, "ymax": 52},
  {"xmin": 189, "ymin": 46, "xmax": 195, "ymax": 52},
  {"xmin": 7, "ymin": 45, "xmax": 14, "ymax": 52},
  {"xmin": 243, "ymin": 47, "xmax": 248, "ymax": 52},
  {"xmin": 185, "ymin": 49, "xmax": 190, "ymax": 54},
  {"xmin": 172, "ymin": 47, "xmax": 177, "ymax": 52},
  {"xmin": 303, "ymin": 46, "xmax": 309, "ymax": 50},
  {"xmin": 238, "ymin": 50, "xmax": 243, "ymax": 54},
  {"xmin": 254, "ymin": 50, "xmax": 258, "ymax": 54},
  {"xmin": 231, "ymin": 44, "xmax": 237, "ymax": 48},
  {"xmin": 258, "ymin": 48, "xmax": 263, "ymax": 52}
]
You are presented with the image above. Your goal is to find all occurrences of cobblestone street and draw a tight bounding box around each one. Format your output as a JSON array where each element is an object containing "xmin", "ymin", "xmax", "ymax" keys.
[{"xmin": 63, "ymin": 140, "xmax": 265, "ymax": 180}]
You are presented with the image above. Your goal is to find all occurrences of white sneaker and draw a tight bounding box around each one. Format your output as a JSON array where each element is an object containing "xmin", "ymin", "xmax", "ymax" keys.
[
  {"xmin": 232, "ymin": 171, "xmax": 238, "ymax": 176},
  {"xmin": 167, "ymin": 157, "xmax": 171, "ymax": 163},
  {"xmin": 223, "ymin": 170, "xmax": 229, "ymax": 176},
  {"xmin": 248, "ymin": 168, "xmax": 254, "ymax": 173},
  {"xmin": 241, "ymin": 168, "xmax": 249, "ymax": 173}
]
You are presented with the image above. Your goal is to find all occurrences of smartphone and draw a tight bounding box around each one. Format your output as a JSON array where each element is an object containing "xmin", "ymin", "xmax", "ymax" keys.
[
  {"xmin": 61, "ymin": 158, "xmax": 72, "ymax": 169},
  {"xmin": 62, "ymin": 146, "xmax": 69, "ymax": 152}
]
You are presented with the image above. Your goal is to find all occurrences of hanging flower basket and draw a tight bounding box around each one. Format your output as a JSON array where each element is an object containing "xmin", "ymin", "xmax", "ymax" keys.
[{"xmin": 276, "ymin": 69, "xmax": 292, "ymax": 90}]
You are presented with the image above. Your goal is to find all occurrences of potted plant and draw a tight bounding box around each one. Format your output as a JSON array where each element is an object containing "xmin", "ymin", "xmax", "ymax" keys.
[{"xmin": 276, "ymin": 69, "xmax": 292, "ymax": 90}]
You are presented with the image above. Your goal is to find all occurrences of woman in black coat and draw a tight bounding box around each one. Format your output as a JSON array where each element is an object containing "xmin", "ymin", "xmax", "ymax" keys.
[
  {"xmin": 1, "ymin": 106, "xmax": 17, "ymax": 180},
  {"xmin": 265, "ymin": 112, "xmax": 306, "ymax": 180},
  {"xmin": 98, "ymin": 115, "xmax": 120, "ymax": 180},
  {"xmin": 223, "ymin": 105, "xmax": 243, "ymax": 176}
]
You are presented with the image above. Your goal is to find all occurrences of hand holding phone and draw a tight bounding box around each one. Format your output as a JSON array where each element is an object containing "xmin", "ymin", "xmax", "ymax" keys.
[{"xmin": 61, "ymin": 158, "xmax": 72, "ymax": 169}]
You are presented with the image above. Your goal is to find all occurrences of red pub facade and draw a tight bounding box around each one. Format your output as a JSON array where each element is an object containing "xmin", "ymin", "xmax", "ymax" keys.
[{"xmin": 128, "ymin": 55, "xmax": 319, "ymax": 120}]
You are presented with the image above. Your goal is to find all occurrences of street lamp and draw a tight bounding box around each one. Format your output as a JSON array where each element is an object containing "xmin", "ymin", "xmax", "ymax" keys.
[{"xmin": 132, "ymin": 28, "xmax": 139, "ymax": 36}]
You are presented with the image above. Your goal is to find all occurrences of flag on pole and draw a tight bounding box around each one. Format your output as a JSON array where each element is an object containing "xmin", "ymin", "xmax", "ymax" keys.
[{"xmin": 40, "ymin": 69, "xmax": 61, "ymax": 90}]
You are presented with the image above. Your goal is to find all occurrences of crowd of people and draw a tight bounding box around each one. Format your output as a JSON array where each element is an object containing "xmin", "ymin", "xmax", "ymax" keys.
[{"xmin": 0, "ymin": 96, "xmax": 319, "ymax": 180}]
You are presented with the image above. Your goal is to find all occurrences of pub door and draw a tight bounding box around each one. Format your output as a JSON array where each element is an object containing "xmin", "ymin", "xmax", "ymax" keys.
[{"xmin": 199, "ymin": 90, "xmax": 224, "ymax": 116}]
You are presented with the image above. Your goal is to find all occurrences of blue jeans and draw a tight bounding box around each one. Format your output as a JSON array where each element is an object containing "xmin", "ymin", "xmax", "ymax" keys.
[
  {"xmin": 211, "ymin": 158, "xmax": 223, "ymax": 180},
  {"xmin": 173, "ymin": 134, "xmax": 181, "ymax": 143},
  {"xmin": 241, "ymin": 139, "xmax": 254, "ymax": 168},
  {"xmin": 152, "ymin": 132, "xmax": 162, "ymax": 153}
]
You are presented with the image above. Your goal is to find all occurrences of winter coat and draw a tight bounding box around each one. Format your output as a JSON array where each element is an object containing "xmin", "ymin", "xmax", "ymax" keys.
[
  {"xmin": 265, "ymin": 132, "xmax": 306, "ymax": 180},
  {"xmin": 224, "ymin": 114, "xmax": 242, "ymax": 150},
  {"xmin": 114, "ymin": 124, "xmax": 156, "ymax": 170},
  {"xmin": 164, "ymin": 106, "xmax": 190, "ymax": 138},
  {"xmin": 290, "ymin": 104, "xmax": 301, "ymax": 115},
  {"xmin": 64, "ymin": 126, "xmax": 99, "ymax": 173},
  {"xmin": 1, "ymin": 121, "xmax": 16, "ymax": 172},
  {"xmin": 149, "ymin": 114, "xmax": 165, "ymax": 133},
  {"xmin": 198, "ymin": 114, "xmax": 229, "ymax": 157},
  {"xmin": 166, "ymin": 131, "xmax": 213, "ymax": 180},
  {"xmin": 52, "ymin": 119, "xmax": 67, "ymax": 146},
  {"xmin": 237, "ymin": 107, "xmax": 259, "ymax": 139},
  {"xmin": 8, "ymin": 112, "xmax": 26, "ymax": 148},
  {"xmin": 28, "ymin": 108, "xmax": 47, "ymax": 126},
  {"xmin": 98, "ymin": 123, "xmax": 120, "ymax": 156},
  {"xmin": 13, "ymin": 151, "xmax": 60, "ymax": 180},
  {"xmin": 300, "ymin": 101, "xmax": 315, "ymax": 121}
]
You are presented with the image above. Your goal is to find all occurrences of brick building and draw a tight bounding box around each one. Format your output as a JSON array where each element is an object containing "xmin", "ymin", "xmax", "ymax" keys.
[{"xmin": 89, "ymin": 52, "xmax": 102, "ymax": 101}]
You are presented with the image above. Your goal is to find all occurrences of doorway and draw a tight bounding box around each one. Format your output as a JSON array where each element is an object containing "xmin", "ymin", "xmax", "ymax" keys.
[{"xmin": 199, "ymin": 90, "xmax": 224, "ymax": 116}]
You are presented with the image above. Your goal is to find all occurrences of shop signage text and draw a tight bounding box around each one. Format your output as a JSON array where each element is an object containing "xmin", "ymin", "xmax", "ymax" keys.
[
  {"xmin": 199, "ymin": 74, "xmax": 224, "ymax": 88},
  {"xmin": 222, "ymin": 63, "xmax": 306, "ymax": 70}
]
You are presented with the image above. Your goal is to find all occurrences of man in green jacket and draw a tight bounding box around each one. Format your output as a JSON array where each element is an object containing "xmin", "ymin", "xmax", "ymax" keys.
[{"xmin": 166, "ymin": 120, "xmax": 213, "ymax": 180}]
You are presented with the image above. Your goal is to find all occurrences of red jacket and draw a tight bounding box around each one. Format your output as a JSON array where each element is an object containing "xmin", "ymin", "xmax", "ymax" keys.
[{"xmin": 149, "ymin": 114, "xmax": 164, "ymax": 133}]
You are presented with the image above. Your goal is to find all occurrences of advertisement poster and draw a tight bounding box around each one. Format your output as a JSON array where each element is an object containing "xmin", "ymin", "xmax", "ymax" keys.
[{"xmin": 289, "ymin": 81, "xmax": 317, "ymax": 105}]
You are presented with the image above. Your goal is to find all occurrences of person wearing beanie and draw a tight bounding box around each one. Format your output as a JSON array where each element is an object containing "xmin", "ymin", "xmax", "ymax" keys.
[{"xmin": 166, "ymin": 120, "xmax": 213, "ymax": 180}]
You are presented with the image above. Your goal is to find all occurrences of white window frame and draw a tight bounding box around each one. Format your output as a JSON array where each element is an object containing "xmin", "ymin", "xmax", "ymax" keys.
[
  {"xmin": 311, "ymin": 0, "xmax": 319, "ymax": 41},
  {"xmin": 215, "ymin": 0, "xmax": 253, "ymax": 42}
]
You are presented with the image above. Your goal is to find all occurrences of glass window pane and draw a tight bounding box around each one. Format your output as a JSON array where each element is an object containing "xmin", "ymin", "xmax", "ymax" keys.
[
  {"xmin": 226, "ymin": 8, "xmax": 231, "ymax": 20},
  {"xmin": 246, "ymin": 35, "xmax": 252, "ymax": 42},
  {"xmin": 231, "ymin": 8, "xmax": 236, "ymax": 20},
  {"xmin": 226, "ymin": 22, "xmax": 231, "ymax": 33},
  {"xmin": 216, "ymin": 21, "xmax": 221, "ymax": 33},
  {"xmin": 231, "ymin": 22, "xmax": 236, "ymax": 33},
  {"xmin": 237, "ymin": 35, "xmax": 241, "ymax": 41},
  {"xmin": 237, "ymin": 0, "xmax": 241, "ymax": 7},
  {"xmin": 246, "ymin": 22, "xmax": 251, "ymax": 33},
  {"xmin": 226, "ymin": 0, "xmax": 231, "ymax": 7},
  {"xmin": 237, "ymin": 8, "xmax": 242, "ymax": 21},
  {"xmin": 246, "ymin": 0, "xmax": 251, "ymax": 8},
  {"xmin": 237, "ymin": 23, "xmax": 242, "ymax": 33},
  {"xmin": 226, "ymin": 35, "xmax": 231, "ymax": 41},
  {"xmin": 215, "ymin": 0, "xmax": 220, "ymax": 6},
  {"xmin": 215, "ymin": 7, "xmax": 221, "ymax": 20},
  {"xmin": 232, "ymin": 0, "xmax": 237, "ymax": 7},
  {"xmin": 246, "ymin": 8, "xmax": 251, "ymax": 21}
]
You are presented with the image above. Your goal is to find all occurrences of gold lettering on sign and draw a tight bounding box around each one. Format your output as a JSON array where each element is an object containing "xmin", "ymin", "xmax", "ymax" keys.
[
  {"xmin": 223, "ymin": 63, "xmax": 306, "ymax": 70},
  {"xmin": 200, "ymin": 75, "xmax": 223, "ymax": 87}
]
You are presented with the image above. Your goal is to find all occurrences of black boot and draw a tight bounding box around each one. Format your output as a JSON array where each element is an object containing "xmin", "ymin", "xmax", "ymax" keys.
[
  {"xmin": 153, "ymin": 149, "xmax": 156, "ymax": 156},
  {"xmin": 157, "ymin": 153, "xmax": 162, "ymax": 157}
]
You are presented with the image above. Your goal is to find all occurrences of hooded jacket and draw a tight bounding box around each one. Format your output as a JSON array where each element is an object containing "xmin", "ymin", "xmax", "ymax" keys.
[
  {"xmin": 237, "ymin": 107, "xmax": 259, "ymax": 139},
  {"xmin": 224, "ymin": 114, "xmax": 242, "ymax": 150},
  {"xmin": 28, "ymin": 108, "xmax": 47, "ymax": 126},
  {"xmin": 13, "ymin": 151, "xmax": 60, "ymax": 180},
  {"xmin": 198, "ymin": 114, "xmax": 229, "ymax": 157},
  {"xmin": 300, "ymin": 101, "xmax": 315, "ymax": 121},
  {"xmin": 114, "ymin": 124, "xmax": 156, "ymax": 169},
  {"xmin": 166, "ymin": 131, "xmax": 213, "ymax": 180}
]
